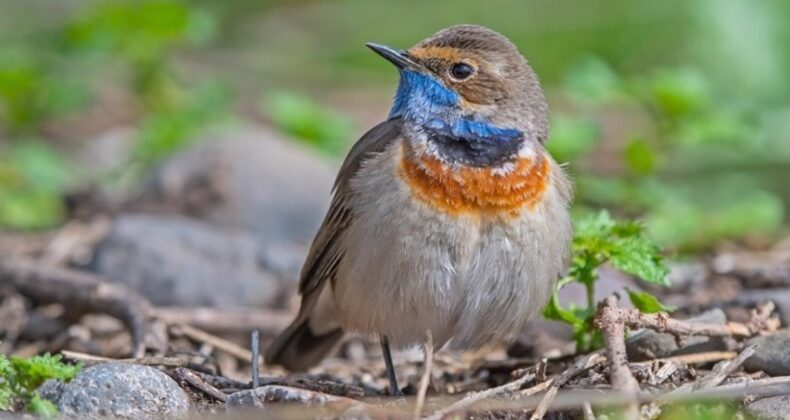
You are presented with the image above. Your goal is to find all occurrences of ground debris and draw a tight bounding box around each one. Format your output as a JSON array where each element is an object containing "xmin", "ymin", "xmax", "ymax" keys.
[{"xmin": 3, "ymin": 229, "xmax": 790, "ymax": 419}]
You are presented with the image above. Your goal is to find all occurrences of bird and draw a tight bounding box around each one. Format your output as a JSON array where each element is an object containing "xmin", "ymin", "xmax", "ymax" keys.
[{"xmin": 265, "ymin": 24, "xmax": 573, "ymax": 396}]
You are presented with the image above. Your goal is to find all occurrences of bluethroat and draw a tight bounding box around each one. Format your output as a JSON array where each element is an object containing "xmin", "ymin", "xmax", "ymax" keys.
[{"xmin": 266, "ymin": 25, "xmax": 573, "ymax": 396}]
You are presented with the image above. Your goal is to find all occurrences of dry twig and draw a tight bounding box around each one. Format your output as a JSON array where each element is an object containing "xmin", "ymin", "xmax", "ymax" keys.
[
  {"xmin": 414, "ymin": 331, "xmax": 434, "ymax": 419},
  {"xmin": 595, "ymin": 295, "xmax": 640, "ymax": 419},
  {"xmin": 251, "ymin": 330, "xmax": 261, "ymax": 388},
  {"xmin": 529, "ymin": 351, "xmax": 607, "ymax": 420},
  {"xmin": 600, "ymin": 300, "xmax": 776, "ymax": 339},
  {"xmin": 0, "ymin": 257, "xmax": 163, "ymax": 357},
  {"xmin": 170, "ymin": 323, "xmax": 256, "ymax": 363},
  {"xmin": 62, "ymin": 350, "xmax": 192, "ymax": 368},
  {"xmin": 154, "ymin": 306, "xmax": 292, "ymax": 334},
  {"xmin": 582, "ymin": 402, "xmax": 595, "ymax": 420},
  {"xmin": 426, "ymin": 368, "xmax": 537, "ymax": 419},
  {"xmin": 195, "ymin": 371, "xmax": 250, "ymax": 391},
  {"xmin": 670, "ymin": 344, "xmax": 758, "ymax": 395},
  {"xmin": 632, "ymin": 351, "xmax": 737, "ymax": 367},
  {"xmin": 173, "ymin": 367, "xmax": 228, "ymax": 402}
]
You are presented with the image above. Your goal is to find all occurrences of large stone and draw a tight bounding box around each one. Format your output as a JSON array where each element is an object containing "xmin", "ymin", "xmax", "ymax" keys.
[
  {"xmin": 91, "ymin": 213, "xmax": 281, "ymax": 308},
  {"xmin": 48, "ymin": 363, "xmax": 189, "ymax": 419},
  {"xmin": 746, "ymin": 395, "xmax": 790, "ymax": 420},
  {"xmin": 743, "ymin": 330, "xmax": 790, "ymax": 376},
  {"xmin": 140, "ymin": 126, "xmax": 336, "ymax": 279}
]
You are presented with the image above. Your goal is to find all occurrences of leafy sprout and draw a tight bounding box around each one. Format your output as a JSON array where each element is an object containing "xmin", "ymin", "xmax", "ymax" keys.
[
  {"xmin": 0, "ymin": 353, "xmax": 81, "ymax": 417},
  {"xmin": 543, "ymin": 210, "xmax": 671, "ymax": 351}
]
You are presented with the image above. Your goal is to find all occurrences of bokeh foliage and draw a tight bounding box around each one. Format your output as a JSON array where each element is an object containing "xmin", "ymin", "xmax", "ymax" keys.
[{"xmin": 0, "ymin": 0, "xmax": 787, "ymax": 249}]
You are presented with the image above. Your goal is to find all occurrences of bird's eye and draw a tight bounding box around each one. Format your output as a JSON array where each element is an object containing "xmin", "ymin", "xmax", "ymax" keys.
[{"xmin": 450, "ymin": 63, "xmax": 474, "ymax": 80}]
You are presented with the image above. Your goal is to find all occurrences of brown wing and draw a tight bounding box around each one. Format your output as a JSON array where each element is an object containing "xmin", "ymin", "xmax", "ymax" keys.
[{"xmin": 297, "ymin": 118, "xmax": 402, "ymax": 302}]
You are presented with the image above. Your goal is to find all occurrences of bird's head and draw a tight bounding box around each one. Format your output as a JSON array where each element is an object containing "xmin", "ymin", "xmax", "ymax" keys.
[{"xmin": 368, "ymin": 25, "xmax": 548, "ymax": 168}]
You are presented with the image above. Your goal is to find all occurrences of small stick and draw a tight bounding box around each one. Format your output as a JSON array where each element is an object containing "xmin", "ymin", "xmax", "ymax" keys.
[
  {"xmin": 602, "ymin": 303, "xmax": 776, "ymax": 339},
  {"xmin": 517, "ymin": 378, "xmax": 553, "ymax": 399},
  {"xmin": 529, "ymin": 351, "xmax": 607, "ymax": 420},
  {"xmin": 443, "ymin": 375, "xmax": 790, "ymax": 413},
  {"xmin": 414, "ymin": 331, "xmax": 434, "ymax": 419},
  {"xmin": 670, "ymin": 344, "xmax": 758, "ymax": 395},
  {"xmin": 631, "ymin": 351, "xmax": 737, "ymax": 367},
  {"xmin": 171, "ymin": 324, "xmax": 253, "ymax": 361},
  {"xmin": 703, "ymin": 375, "xmax": 790, "ymax": 401},
  {"xmin": 154, "ymin": 306, "xmax": 292, "ymax": 334},
  {"xmin": 651, "ymin": 362, "xmax": 679, "ymax": 386},
  {"xmin": 251, "ymin": 330, "xmax": 260, "ymax": 388},
  {"xmin": 174, "ymin": 367, "xmax": 228, "ymax": 402},
  {"xmin": 582, "ymin": 402, "xmax": 595, "ymax": 420},
  {"xmin": 61, "ymin": 350, "xmax": 190, "ymax": 368},
  {"xmin": 426, "ymin": 368, "xmax": 536, "ymax": 419},
  {"xmin": 694, "ymin": 344, "xmax": 757, "ymax": 390},
  {"xmin": 195, "ymin": 371, "xmax": 250, "ymax": 391},
  {"xmin": 595, "ymin": 295, "xmax": 640, "ymax": 420}
]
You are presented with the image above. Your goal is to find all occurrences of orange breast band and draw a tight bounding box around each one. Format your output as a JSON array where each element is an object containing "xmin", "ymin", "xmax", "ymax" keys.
[{"xmin": 398, "ymin": 143, "xmax": 550, "ymax": 217}]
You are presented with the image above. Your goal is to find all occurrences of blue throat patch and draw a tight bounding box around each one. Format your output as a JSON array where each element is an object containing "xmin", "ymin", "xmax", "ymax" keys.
[{"xmin": 389, "ymin": 70, "xmax": 524, "ymax": 167}]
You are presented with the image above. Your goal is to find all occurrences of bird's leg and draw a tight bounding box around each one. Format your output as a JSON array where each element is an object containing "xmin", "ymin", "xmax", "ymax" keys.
[{"xmin": 380, "ymin": 335, "xmax": 402, "ymax": 396}]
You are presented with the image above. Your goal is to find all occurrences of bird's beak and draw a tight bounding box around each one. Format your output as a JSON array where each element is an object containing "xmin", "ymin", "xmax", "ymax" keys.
[{"xmin": 366, "ymin": 43, "xmax": 421, "ymax": 71}]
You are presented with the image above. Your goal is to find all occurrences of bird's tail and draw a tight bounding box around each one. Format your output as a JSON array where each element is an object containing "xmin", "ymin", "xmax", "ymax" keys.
[{"xmin": 264, "ymin": 317, "xmax": 344, "ymax": 371}]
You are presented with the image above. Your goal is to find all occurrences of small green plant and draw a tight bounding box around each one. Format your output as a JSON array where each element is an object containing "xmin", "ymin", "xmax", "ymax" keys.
[
  {"xmin": 543, "ymin": 210, "xmax": 671, "ymax": 351},
  {"xmin": 0, "ymin": 353, "xmax": 81, "ymax": 417}
]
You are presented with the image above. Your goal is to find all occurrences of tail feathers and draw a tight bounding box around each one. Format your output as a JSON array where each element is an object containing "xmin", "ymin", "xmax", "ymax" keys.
[{"xmin": 265, "ymin": 318, "xmax": 344, "ymax": 371}]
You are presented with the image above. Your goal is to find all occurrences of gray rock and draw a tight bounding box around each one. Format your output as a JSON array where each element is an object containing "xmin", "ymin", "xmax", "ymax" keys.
[
  {"xmin": 141, "ymin": 126, "xmax": 336, "ymax": 279},
  {"xmin": 514, "ymin": 320, "xmax": 575, "ymax": 359},
  {"xmin": 666, "ymin": 260, "xmax": 708, "ymax": 292},
  {"xmin": 744, "ymin": 330, "xmax": 790, "ymax": 376},
  {"xmin": 54, "ymin": 363, "xmax": 188, "ymax": 419},
  {"xmin": 92, "ymin": 214, "xmax": 280, "ymax": 307},
  {"xmin": 626, "ymin": 308, "xmax": 728, "ymax": 361},
  {"xmin": 746, "ymin": 395, "xmax": 790, "ymax": 420},
  {"xmin": 37, "ymin": 378, "xmax": 65, "ymax": 403}
]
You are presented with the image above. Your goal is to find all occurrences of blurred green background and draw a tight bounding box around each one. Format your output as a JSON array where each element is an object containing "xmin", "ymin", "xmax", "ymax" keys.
[{"xmin": 0, "ymin": 0, "xmax": 788, "ymax": 250}]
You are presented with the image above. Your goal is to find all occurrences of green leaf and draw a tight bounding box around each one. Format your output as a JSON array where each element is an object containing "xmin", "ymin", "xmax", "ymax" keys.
[
  {"xmin": 10, "ymin": 354, "xmax": 81, "ymax": 390},
  {"xmin": 0, "ymin": 353, "xmax": 80, "ymax": 415},
  {"xmin": 626, "ymin": 288, "xmax": 676, "ymax": 313},
  {"xmin": 542, "ymin": 293, "xmax": 584, "ymax": 326},
  {"xmin": 27, "ymin": 393, "xmax": 58, "ymax": 418},
  {"xmin": 571, "ymin": 210, "xmax": 670, "ymax": 286},
  {"xmin": 0, "ymin": 389, "xmax": 12, "ymax": 411},
  {"xmin": 0, "ymin": 354, "xmax": 12, "ymax": 411},
  {"xmin": 0, "ymin": 354, "xmax": 11, "ymax": 375},
  {"xmin": 610, "ymin": 237, "xmax": 670, "ymax": 286}
]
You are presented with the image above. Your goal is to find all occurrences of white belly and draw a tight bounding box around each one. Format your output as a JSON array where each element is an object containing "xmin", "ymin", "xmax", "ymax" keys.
[{"xmin": 330, "ymin": 143, "xmax": 572, "ymax": 350}]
